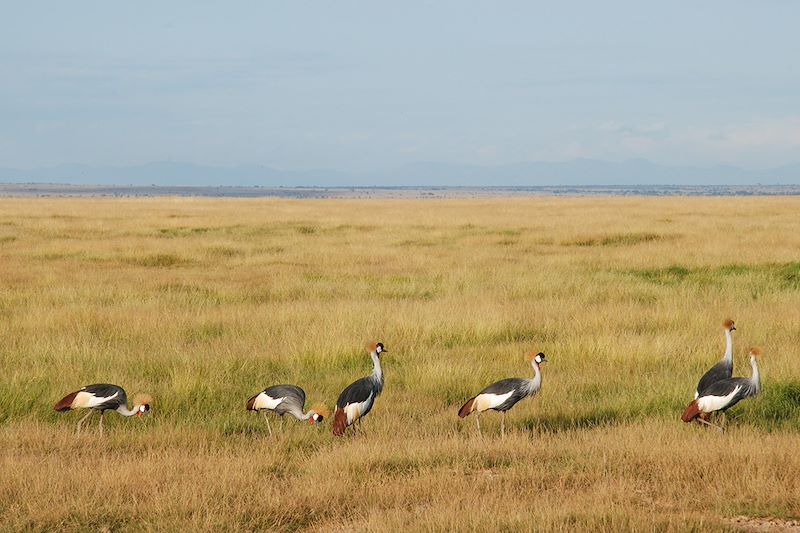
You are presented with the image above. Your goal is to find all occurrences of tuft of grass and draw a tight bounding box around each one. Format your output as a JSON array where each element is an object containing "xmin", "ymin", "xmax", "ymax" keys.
[
  {"xmin": 158, "ymin": 226, "xmax": 211, "ymax": 237},
  {"xmin": 294, "ymin": 225, "xmax": 318, "ymax": 235},
  {"xmin": 126, "ymin": 253, "xmax": 188, "ymax": 267},
  {"xmin": 566, "ymin": 232, "xmax": 666, "ymax": 247},
  {"xmin": 632, "ymin": 265, "xmax": 692, "ymax": 284}
]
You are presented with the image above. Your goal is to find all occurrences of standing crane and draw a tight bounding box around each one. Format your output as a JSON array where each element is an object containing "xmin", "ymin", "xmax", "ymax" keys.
[
  {"xmin": 682, "ymin": 346, "xmax": 762, "ymax": 432},
  {"xmin": 332, "ymin": 342, "xmax": 386, "ymax": 436},
  {"xmin": 246, "ymin": 384, "xmax": 328, "ymax": 435},
  {"xmin": 695, "ymin": 319, "xmax": 736, "ymax": 399},
  {"xmin": 54, "ymin": 383, "xmax": 151, "ymax": 435},
  {"xmin": 459, "ymin": 351, "xmax": 547, "ymax": 437}
]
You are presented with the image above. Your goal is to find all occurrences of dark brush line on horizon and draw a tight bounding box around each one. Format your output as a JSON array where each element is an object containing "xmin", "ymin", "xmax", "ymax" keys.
[{"xmin": 2, "ymin": 183, "xmax": 800, "ymax": 198}]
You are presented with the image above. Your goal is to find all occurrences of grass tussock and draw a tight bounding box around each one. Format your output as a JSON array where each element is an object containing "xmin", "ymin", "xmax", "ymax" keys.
[
  {"xmin": 565, "ymin": 231, "xmax": 667, "ymax": 247},
  {"xmin": 125, "ymin": 253, "xmax": 189, "ymax": 267},
  {"xmin": 1, "ymin": 196, "xmax": 800, "ymax": 530}
]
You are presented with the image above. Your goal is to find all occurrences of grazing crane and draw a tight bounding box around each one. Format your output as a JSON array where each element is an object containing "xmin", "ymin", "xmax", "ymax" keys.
[
  {"xmin": 459, "ymin": 351, "xmax": 547, "ymax": 437},
  {"xmin": 695, "ymin": 319, "xmax": 736, "ymax": 399},
  {"xmin": 54, "ymin": 383, "xmax": 151, "ymax": 435},
  {"xmin": 246, "ymin": 384, "xmax": 328, "ymax": 435},
  {"xmin": 682, "ymin": 346, "xmax": 762, "ymax": 432},
  {"xmin": 332, "ymin": 342, "xmax": 386, "ymax": 437}
]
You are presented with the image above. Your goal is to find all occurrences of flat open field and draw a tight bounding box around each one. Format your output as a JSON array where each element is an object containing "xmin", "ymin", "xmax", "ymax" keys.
[{"xmin": 1, "ymin": 196, "xmax": 799, "ymax": 531}]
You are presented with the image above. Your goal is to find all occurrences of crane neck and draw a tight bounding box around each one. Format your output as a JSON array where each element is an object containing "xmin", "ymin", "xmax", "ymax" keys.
[
  {"xmin": 116, "ymin": 404, "xmax": 139, "ymax": 417},
  {"xmin": 722, "ymin": 329, "xmax": 734, "ymax": 364},
  {"xmin": 530, "ymin": 361, "xmax": 542, "ymax": 391},
  {"xmin": 288, "ymin": 406, "xmax": 314, "ymax": 421},
  {"xmin": 749, "ymin": 355, "xmax": 761, "ymax": 394},
  {"xmin": 371, "ymin": 351, "xmax": 383, "ymax": 384}
]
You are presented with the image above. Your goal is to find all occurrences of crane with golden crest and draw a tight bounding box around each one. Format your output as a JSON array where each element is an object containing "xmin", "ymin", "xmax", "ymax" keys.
[
  {"xmin": 54, "ymin": 384, "xmax": 151, "ymax": 435},
  {"xmin": 459, "ymin": 351, "xmax": 547, "ymax": 437}
]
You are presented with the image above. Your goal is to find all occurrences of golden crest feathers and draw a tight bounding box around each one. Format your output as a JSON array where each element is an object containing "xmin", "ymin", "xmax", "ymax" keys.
[
  {"xmin": 311, "ymin": 403, "xmax": 331, "ymax": 419},
  {"xmin": 133, "ymin": 393, "xmax": 153, "ymax": 406}
]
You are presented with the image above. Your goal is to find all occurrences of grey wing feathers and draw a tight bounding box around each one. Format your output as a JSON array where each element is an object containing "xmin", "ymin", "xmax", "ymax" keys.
[
  {"xmin": 337, "ymin": 377, "xmax": 375, "ymax": 408},
  {"xmin": 700, "ymin": 377, "xmax": 757, "ymax": 410},
  {"xmin": 264, "ymin": 385, "xmax": 306, "ymax": 408},
  {"xmin": 480, "ymin": 378, "xmax": 528, "ymax": 396},
  {"xmin": 696, "ymin": 360, "xmax": 733, "ymax": 395},
  {"xmin": 83, "ymin": 383, "xmax": 127, "ymax": 410},
  {"xmin": 480, "ymin": 378, "xmax": 533, "ymax": 412}
]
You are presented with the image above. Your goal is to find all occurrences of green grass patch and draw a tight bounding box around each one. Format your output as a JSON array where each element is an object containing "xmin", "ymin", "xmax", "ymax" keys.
[
  {"xmin": 630, "ymin": 261, "xmax": 800, "ymax": 289},
  {"xmin": 567, "ymin": 232, "xmax": 667, "ymax": 247}
]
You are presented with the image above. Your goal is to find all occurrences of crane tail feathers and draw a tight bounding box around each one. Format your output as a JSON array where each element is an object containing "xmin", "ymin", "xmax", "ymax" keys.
[
  {"xmin": 54, "ymin": 391, "xmax": 78, "ymax": 412},
  {"xmin": 245, "ymin": 394, "xmax": 258, "ymax": 411},
  {"xmin": 332, "ymin": 408, "xmax": 348, "ymax": 436},
  {"xmin": 681, "ymin": 400, "xmax": 701, "ymax": 423},
  {"xmin": 458, "ymin": 397, "xmax": 476, "ymax": 418}
]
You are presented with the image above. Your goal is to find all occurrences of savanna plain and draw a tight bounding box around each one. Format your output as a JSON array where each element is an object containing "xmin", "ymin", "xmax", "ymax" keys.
[{"xmin": 1, "ymin": 196, "xmax": 799, "ymax": 532}]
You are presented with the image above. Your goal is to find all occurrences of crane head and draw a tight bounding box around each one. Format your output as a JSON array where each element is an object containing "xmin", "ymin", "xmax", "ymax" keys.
[
  {"xmin": 133, "ymin": 393, "xmax": 152, "ymax": 417},
  {"xmin": 749, "ymin": 346, "xmax": 763, "ymax": 358},
  {"xmin": 309, "ymin": 404, "xmax": 330, "ymax": 424},
  {"xmin": 525, "ymin": 351, "xmax": 547, "ymax": 365},
  {"xmin": 368, "ymin": 342, "xmax": 387, "ymax": 356},
  {"xmin": 723, "ymin": 319, "xmax": 736, "ymax": 332}
]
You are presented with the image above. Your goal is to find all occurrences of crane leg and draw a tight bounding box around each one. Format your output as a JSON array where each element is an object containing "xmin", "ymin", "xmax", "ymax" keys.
[
  {"xmin": 476, "ymin": 413, "xmax": 482, "ymax": 436},
  {"xmin": 280, "ymin": 417, "xmax": 284, "ymax": 433},
  {"xmin": 98, "ymin": 411, "xmax": 105, "ymax": 436},
  {"xmin": 76, "ymin": 410, "xmax": 93, "ymax": 434},
  {"xmin": 263, "ymin": 412, "xmax": 273, "ymax": 436},
  {"xmin": 696, "ymin": 417, "xmax": 724, "ymax": 433},
  {"xmin": 501, "ymin": 412, "xmax": 506, "ymax": 439}
]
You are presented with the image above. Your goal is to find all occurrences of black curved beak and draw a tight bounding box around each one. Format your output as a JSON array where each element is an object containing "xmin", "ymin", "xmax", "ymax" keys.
[{"xmin": 731, "ymin": 326, "xmax": 736, "ymax": 331}]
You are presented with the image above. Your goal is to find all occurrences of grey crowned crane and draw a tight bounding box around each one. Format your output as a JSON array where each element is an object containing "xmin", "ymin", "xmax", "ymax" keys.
[
  {"xmin": 694, "ymin": 319, "xmax": 736, "ymax": 399},
  {"xmin": 332, "ymin": 342, "xmax": 386, "ymax": 436},
  {"xmin": 682, "ymin": 346, "xmax": 762, "ymax": 432},
  {"xmin": 459, "ymin": 351, "xmax": 547, "ymax": 437},
  {"xmin": 246, "ymin": 384, "xmax": 328, "ymax": 435},
  {"xmin": 54, "ymin": 384, "xmax": 151, "ymax": 435}
]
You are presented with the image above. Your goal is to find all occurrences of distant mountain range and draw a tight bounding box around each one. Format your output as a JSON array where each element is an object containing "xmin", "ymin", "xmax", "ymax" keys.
[{"xmin": 1, "ymin": 159, "xmax": 799, "ymax": 186}]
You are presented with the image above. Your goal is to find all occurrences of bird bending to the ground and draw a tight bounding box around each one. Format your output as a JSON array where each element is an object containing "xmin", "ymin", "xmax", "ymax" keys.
[
  {"xmin": 54, "ymin": 383, "xmax": 151, "ymax": 435},
  {"xmin": 332, "ymin": 342, "xmax": 386, "ymax": 437},
  {"xmin": 682, "ymin": 346, "xmax": 762, "ymax": 432},
  {"xmin": 695, "ymin": 319, "xmax": 736, "ymax": 399},
  {"xmin": 246, "ymin": 384, "xmax": 328, "ymax": 435},
  {"xmin": 459, "ymin": 351, "xmax": 547, "ymax": 437}
]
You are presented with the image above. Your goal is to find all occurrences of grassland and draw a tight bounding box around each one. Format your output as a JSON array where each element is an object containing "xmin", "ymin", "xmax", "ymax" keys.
[{"xmin": 1, "ymin": 196, "xmax": 799, "ymax": 532}]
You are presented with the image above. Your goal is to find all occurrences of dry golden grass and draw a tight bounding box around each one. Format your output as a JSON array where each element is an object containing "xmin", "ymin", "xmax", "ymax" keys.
[{"xmin": 1, "ymin": 196, "xmax": 799, "ymax": 531}]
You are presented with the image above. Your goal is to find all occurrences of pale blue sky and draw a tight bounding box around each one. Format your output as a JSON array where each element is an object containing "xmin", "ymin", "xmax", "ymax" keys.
[{"xmin": 2, "ymin": 2, "xmax": 799, "ymax": 176}]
